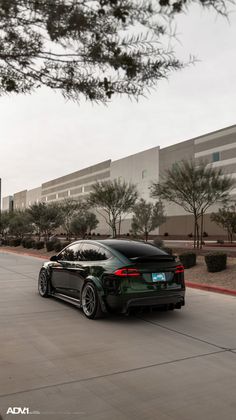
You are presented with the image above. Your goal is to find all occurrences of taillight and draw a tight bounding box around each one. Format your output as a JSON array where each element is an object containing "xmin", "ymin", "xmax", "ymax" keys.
[
  {"xmin": 114, "ymin": 268, "xmax": 141, "ymax": 277},
  {"xmin": 175, "ymin": 265, "xmax": 184, "ymax": 274}
]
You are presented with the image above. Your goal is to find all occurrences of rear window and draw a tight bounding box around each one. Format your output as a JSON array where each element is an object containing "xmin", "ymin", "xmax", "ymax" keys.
[{"xmin": 106, "ymin": 241, "xmax": 167, "ymax": 259}]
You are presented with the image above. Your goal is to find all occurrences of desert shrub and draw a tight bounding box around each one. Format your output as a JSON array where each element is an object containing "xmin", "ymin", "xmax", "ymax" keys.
[
  {"xmin": 205, "ymin": 252, "xmax": 227, "ymax": 273},
  {"xmin": 53, "ymin": 241, "xmax": 64, "ymax": 253},
  {"xmin": 153, "ymin": 237, "xmax": 164, "ymax": 249},
  {"xmin": 63, "ymin": 241, "xmax": 71, "ymax": 248},
  {"xmin": 188, "ymin": 233, "xmax": 193, "ymax": 238},
  {"xmin": 46, "ymin": 241, "xmax": 55, "ymax": 252},
  {"xmin": 21, "ymin": 238, "xmax": 26, "ymax": 247},
  {"xmin": 179, "ymin": 252, "xmax": 197, "ymax": 269},
  {"xmin": 22, "ymin": 239, "xmax": 35, "ymax": 248},
  {"xmin": 162, "ymin": 247, "xmax": 173, "ymax": 255},
  {"xmin": 9, "ymin": 238, "xmax": 21, "ymax": 247},
  {"xmin": 27, "ymin": 239, "xmax": 35, "ymax": 248},
  {"xmin": 203, "ymin": 231, "xmax": 208, "ymax": 237},
  {"xmin": 217, "ymin": 239, "xmax": 224, "ymax": 244},
  {"xmin": 1, "ymin": 238, "xmax": 9, "ymax": 246},
  {"xmin": 164, "ymin": 232, "xmax": 169, "ymax": 236},
  {"xmin": 35, "ymin": 241, "xmax": 45, "ymax": 250}
]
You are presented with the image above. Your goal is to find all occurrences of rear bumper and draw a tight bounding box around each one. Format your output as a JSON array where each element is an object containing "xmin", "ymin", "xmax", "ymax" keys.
[{"xmin": 105, "ymin": 290, "xmax": 185, "ymax": 313}]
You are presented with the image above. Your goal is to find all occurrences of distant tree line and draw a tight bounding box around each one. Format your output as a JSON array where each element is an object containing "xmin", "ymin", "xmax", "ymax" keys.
[
  {"xmin": 0, "ymin": 179, "xmax": 166, "ymax": 245},
  {"xmin": 0, "ymin": 161, "xmax": 235, "ymax": 249}
]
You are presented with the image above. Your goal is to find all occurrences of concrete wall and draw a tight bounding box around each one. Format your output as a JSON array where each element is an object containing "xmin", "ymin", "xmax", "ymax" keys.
[
  {"xmin": 26, "ymin": 187, "xmax": 42, "ymax": 208},
  {"xmin": 13, "ymin": 190, "xmax": 27, "ymax": 211},
  {"xmin": 2, "ymin": 195, "xmax": 13, "ymax": 212},
  {"xmin": 159, "ymin": 125, "xmax": 236, "ymax": 236},
  {"xmin": 41, "ymin": 160, "xmax": 111, "ymax": 203},
  {"xmin": 111, "ymin": 147, "xmax": 159, "ymax": 201},
  {"xmin": 159, "ymin": 213, "xmax": 226, "ymax": 236}
]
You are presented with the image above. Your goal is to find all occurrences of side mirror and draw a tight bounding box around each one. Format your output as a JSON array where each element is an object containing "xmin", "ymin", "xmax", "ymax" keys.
[{"xmin": 50, "ymin": 255, "xmax": 58, "ymax": 262}]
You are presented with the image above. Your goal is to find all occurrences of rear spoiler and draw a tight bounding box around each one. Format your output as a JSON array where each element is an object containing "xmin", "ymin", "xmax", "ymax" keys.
[{"xmin": 130, "ymin": 254, "xmax": 176, "ymax": 262}]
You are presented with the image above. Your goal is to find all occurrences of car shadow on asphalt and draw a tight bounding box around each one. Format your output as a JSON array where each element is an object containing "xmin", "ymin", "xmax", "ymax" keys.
[{"xmin": 46, "ymin": 295, "xmax": 181, "ymax": 324}]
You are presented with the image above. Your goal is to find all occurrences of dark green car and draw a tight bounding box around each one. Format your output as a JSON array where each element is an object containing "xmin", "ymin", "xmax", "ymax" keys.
[{"xmin": 38, "ymin": 239, "xmax": 185, "ymax": 319}]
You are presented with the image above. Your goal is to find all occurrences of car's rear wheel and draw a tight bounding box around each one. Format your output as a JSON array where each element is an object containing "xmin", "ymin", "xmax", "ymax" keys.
[
  {"xmin": 38, "ymin": 269, "xmax": 51, "ymax": 297},
  {"xmin": 81, "ymin": 282, "xmax": 103, "ymax": 319}
]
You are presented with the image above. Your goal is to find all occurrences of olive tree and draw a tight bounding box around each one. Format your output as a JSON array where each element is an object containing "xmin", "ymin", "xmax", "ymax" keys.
[
  {"xmin": 131, "ymin": 199, "xmax": 166, "ymax": 241},
  {"xmin": 27, "ymin": 202, "xmax": 63, "ymax": 241},
  {"xmin": 0, "ymin": 0, "xmax": 230, "ymax": 102},
  {"xmin": 70, "ymin": 211, "xmax": 99, "ymax": 239},
  {"xmin": 151, "ymin": 159, "xmax": 235, "ymax": 248},
  {"xmin": 0, "ymin": 211, "xmax": 12, "ymax": 239},
  {"xmin": 89, "ymin": 179, "xmax": 138, "ymax": 237},
  {"xmin": 211, "ymin": 205, "xmax": 236, "ymax": 243},
  {"xmin": 8, "ymin": 210, "xmax": 33, "ymax": 239},
  {"xmin": 59, "ymin": 198, "xmax": 88, "ymax": 240}
]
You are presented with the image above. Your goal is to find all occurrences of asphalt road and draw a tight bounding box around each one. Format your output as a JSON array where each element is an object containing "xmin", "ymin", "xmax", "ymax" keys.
[{"xmin": 0, "ymin": 252, "xmax": 236, "ymax": 420}]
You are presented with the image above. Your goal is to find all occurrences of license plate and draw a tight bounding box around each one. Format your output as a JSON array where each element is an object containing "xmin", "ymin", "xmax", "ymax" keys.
[{"xmin": 152, "ymin": 273, "xmax": 166, "ymax": 282}]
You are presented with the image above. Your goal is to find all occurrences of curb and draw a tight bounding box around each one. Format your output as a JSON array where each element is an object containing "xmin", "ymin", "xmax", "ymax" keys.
[
  {"xmin": 185, "ymin": 281, "xmax": 236, "ymax": 297},
  {"xmin": 1, "ymin": 248, "xmax": 236, "ymax": 297},
  {"xmin": 0, "ymin": 248, "xmax": 49, "ymax": 260}
]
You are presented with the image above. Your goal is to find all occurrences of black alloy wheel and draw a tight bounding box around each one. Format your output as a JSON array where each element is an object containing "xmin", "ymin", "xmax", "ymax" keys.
[
  {"xmin": 38, "ymin": 269, "xmax": 50, "ymax": 297},
  {"xmin": 81, "ymin": 282, "xmax": 102, "ymax": 319}
]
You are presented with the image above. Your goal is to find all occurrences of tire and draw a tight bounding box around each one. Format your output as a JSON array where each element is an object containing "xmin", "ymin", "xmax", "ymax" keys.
[
  {"xmin": 81, "ymin": 282, "xmax": 103, "ymax": 319},
  {"xmin": 38, "ymin": 269, "xmax": 51, "ymax": 298}
]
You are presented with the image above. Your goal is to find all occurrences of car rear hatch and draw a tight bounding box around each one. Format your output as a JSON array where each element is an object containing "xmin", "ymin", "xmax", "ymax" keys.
[{"xmin": 127, "ymin": 254, "xmax": 184, "ymax": 291}]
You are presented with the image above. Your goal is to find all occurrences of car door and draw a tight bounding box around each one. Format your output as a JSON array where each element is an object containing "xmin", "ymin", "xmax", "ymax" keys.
[
  {"xmin": 64, "ymin": 242, "xmax": 105, "ymax": 299},
  {"xmin": 50, "ymin": 243, "xmax": 83, "ymax": 295}
]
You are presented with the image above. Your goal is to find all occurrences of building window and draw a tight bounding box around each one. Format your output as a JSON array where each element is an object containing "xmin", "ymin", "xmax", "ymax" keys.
[
  {"xmin": 212, "ymin": 152, "xmax": 220, "ymax": 162},
  {"xmin": 142, "ymin": 169, "xmax": 147, "ymax": 179}
]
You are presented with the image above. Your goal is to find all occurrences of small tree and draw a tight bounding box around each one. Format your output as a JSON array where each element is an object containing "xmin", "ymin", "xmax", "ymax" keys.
[
  {"xmin": 0, "ymin": 211, "xmax": 12, "ymax": 239},
  {"xmin": 131, "ymin": 199, "xmax": 166, "ymax": 241},
  {"xmin": 89, "ymin": 180, "xmax": 138, "ymax": 237},
  {"xmin": 70, "ymin": 211, "xmax": 99, "ymax": 239},
  {"xmin": 28, "ymin": 202, "xmax": 62, "ymax": 241},
  {"xmin": 8, "ymin": 211, "xmax": 33, "ymax": 239},
  {"xmin": 59, "ymin": 198, "xmax": 88, "ymax": 240},
  {"xmin": 151, "ymin": 159, "xmax": 235, "ymax": 248},
  {"xmin": 211, "ymin": 206, "xmax": 236, "ymax": 243}
]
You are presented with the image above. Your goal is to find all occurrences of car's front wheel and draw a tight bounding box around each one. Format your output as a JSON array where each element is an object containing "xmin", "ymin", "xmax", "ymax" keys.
[
  {"xmin": 81, "ymin": 282, "xmax": 103, "ymax": 319},
  {"xmin": 38, "ymin": 269, "xmax": 51, "ymax": 297}
]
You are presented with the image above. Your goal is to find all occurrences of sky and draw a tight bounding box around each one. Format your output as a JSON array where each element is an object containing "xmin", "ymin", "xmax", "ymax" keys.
[{"xmin": 1, "ymin": 4, "xmax": 236, "ymax": 198}]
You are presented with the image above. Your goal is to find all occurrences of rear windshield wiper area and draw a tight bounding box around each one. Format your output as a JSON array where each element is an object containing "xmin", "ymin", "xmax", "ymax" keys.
[{"xmin": 130, "ymin": 254, "xmax": 176, "ymax": 262}]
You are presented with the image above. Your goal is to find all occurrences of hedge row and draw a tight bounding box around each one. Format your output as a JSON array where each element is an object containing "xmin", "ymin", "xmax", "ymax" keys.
[{"xmin": 1, "ymin": 237, "xmax": 71, "ymax": 253}]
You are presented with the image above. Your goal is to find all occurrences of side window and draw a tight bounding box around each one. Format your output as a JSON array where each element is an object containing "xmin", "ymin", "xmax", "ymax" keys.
[
  {"xmin": 59, "ymin": 244, "xmax": 82, "ymax": 261},
  {"xmin": 80, "ymin": 244, "xmax": 111, "ymax": 261},
  {"xmin": 212, "ymin": 151, "xmax": 220, "ymax": 162}
]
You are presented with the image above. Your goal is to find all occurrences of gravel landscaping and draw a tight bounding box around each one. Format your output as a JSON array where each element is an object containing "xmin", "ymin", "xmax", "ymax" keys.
[{"xmin": 184, "ymin": 256, "xmax": 236, "ymax": 291}]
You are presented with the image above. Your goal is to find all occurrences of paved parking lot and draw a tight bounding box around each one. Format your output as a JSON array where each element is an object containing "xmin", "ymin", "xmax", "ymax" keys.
[{"xmin": 0, "ymin": 251, "xmax": 236, "ymax": 420}]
